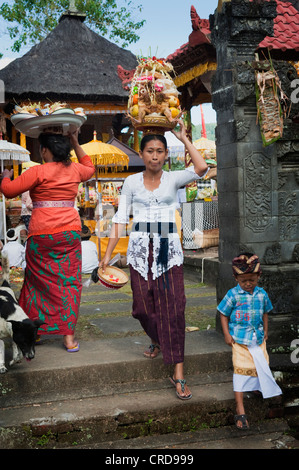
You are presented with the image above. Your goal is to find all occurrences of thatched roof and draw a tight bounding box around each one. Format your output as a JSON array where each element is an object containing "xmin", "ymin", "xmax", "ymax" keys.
[{"xmin": 0, "ymin": 12, "xmax": 138, "ymax": 103}]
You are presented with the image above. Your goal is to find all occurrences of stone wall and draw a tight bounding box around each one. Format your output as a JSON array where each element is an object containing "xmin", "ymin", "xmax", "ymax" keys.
[{"xmin": 210, "ymin": 0, "xmax": 299, "ymax": 345}]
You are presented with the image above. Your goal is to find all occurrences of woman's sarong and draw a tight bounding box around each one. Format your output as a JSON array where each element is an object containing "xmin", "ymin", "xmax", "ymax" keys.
[
  {"xmin": 232, "ymin": 335, "xmax": 282, "ymax": 398},
  {"xmin": 130, "ymin": 242, "xmax": 186, "ymax": 365},
  {"xmin": 19, "ymin": 231, "xmax": 82, "ymax": 335}
]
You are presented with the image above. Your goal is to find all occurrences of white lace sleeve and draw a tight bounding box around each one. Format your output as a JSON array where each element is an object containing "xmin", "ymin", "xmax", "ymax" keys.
[{"xmin": 173, "ymin": 165, "xmax": 209, "ymax": 188}]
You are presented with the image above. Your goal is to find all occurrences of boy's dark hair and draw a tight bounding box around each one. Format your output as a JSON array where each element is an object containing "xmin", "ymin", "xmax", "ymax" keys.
[
  {"xmin": 6, "ymin": 228, "xmax": 17, "ymax": 241},
  {"xmin": 80, "ymin": 224, "xmax": 91, "ymax": 240}
]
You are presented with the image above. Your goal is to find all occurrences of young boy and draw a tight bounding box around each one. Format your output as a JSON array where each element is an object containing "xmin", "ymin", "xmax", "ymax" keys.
[
  {"xmin": 217, "ymin": 253, "xmax": 282, "ymax": 430},
  {"xmin": 1, "ymin": 228, "xmax": 26, "ymax": 268},
  {"xmin": 80, "ymin": 224, "xmax": 99, "ymax": 274}
]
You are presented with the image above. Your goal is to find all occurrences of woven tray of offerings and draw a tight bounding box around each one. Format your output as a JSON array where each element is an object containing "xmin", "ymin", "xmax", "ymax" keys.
[
  {"xmin": 128, "ymin": 57, "xmax": 182, "ymax": 134},
  {"xmin": 10, "ymin": 102, "xmax": 86, "ymax": 138},
  {"xmin": 97, "ymin": 266, "xmax": 129, "ymax": 290}
]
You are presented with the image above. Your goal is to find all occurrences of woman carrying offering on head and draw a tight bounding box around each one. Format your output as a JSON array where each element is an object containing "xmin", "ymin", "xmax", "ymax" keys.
[
  {"xmin": 0, "ymin": 130, "xmax": 95, "ymax": 352},
  {"xmin": 99, "ymin": 120, "xmax": 208, "ymax": 400}
]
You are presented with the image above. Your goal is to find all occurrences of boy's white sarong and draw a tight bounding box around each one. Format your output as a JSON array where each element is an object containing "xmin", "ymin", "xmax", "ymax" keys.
[{"xmin": 233, "ymin": 334, "xmax": 282, "ymax": 399}]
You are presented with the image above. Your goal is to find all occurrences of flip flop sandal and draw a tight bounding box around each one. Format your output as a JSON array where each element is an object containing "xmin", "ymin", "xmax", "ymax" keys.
[
  {"xmin": 143, "ymin": 344, "xmax": 160, "ymax": 359},
  {"xmin": 64, "ymin": 342, "xmax": 80, "ymax": 353},
  {"xmin": 234, "ymin": 414, "xmax": 249, "ymax": 430},
  {"xmin": 169, "ymin": 376, "xmax": 192, "ymax": 400}
]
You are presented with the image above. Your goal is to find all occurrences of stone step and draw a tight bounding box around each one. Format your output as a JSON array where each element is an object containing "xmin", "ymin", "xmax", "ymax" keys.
[
  {"xmin": 0, "ymin": 370, "xmax": 284, "ymax": 449},
  {"xmin": 1, "ymin": 332, "xmax": 294, "ymax": 409},
  {"xmin": 73, "ymin": 419, "xmax": 296, "ymax": 450},
  {"xmin": 0, "ymin": 330, "xmax": 290, "ymax": 449},
  {"xmin": 0, "ymin": 331, "xmax": 232, "ymax": 407},
  {"xmin": 2, "ymin": 276, "xmax": 296, "ymax": 449}
]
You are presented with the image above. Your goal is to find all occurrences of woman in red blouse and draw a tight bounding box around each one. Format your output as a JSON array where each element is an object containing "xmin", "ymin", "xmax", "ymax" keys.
[{"xmin": 0, "ymin": 131, "xmax": 95, "ymax": 351}]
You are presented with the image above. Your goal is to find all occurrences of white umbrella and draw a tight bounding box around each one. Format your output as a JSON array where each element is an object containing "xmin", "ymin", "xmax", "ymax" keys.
[
  {"xmin": 0, "ymin": 140, "xmax": 30, "ymax": 243},
  {"xmin": 0, "ymin": 140, "xmax": 30, "ymax": 164}
]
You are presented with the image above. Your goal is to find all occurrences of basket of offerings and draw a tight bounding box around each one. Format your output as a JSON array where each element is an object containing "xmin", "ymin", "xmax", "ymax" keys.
[
  {"xmin": 128, "ymin": 56, "xmax": 182, "ymax": 134},
  {"xmin": 97, "ymin": 266, "xmax": 129, "ymax": 290},
  {"xmin": 11, "ymin": 102, "xmax": 86, "ymax": 138},
  {"xmin": 254, "ymin": 59, "xmax": 290, "ymax": 146}
]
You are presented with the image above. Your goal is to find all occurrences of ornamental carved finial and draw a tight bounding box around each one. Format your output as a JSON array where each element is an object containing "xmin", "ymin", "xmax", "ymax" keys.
[
  {"xmin": 117, "ymin": 65, "xmax": 135, "ymax": 90},
  {"xmin": 190, "ymin": 5, "xmax": 210, "ymax": 34},
  {"xmin": 191, "ymin": 5, "xmax": 201, "ymax": 31}
]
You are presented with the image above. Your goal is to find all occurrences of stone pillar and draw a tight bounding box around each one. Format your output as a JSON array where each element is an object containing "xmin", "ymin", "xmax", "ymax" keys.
[{"xmin": 210, "ymin": 0, "xmax": 299, "ymax": 346}]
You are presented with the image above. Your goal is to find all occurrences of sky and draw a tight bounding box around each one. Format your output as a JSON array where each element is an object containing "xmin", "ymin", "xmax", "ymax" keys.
[{"xmin": 0, "ymin": 0, "xmax": 219, "ymax": 123}]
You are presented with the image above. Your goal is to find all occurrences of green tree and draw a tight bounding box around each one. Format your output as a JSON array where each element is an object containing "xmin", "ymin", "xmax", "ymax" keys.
[{"xmin": 0, "ymin": 0, "xmax": 145, "ymax": 57}]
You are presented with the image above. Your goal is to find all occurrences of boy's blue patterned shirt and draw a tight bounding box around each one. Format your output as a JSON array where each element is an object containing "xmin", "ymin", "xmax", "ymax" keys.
[{"xmin": 217, "ymin": 284, "xmax": 273, "ymax": 346}]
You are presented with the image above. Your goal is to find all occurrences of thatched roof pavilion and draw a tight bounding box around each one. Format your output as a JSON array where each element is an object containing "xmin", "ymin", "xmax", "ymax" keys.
[
  {"xmin": 0, "ymin": 7, "xmax": 138, "ymax": 150},
  {"xmin": 0, "ymin": 12, "xmax": 137, "ymax": 103}
]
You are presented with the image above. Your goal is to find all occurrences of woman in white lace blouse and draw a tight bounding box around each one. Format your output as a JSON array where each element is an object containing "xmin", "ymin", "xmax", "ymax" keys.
[{"xmin": 100, "ymin": 120, "xmax": 208, "ymax": 400}]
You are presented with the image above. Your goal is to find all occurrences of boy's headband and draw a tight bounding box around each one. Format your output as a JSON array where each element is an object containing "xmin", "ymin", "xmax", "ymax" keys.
[{"xmin": 232, "ymin": 254, "xmax": 261, "ymax": 275}]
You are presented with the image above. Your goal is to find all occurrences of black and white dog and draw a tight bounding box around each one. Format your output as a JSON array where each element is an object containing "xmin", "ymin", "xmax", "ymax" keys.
[{"xmin": 0, "ymin": 252, "xmax": 43, "ymax": 373}]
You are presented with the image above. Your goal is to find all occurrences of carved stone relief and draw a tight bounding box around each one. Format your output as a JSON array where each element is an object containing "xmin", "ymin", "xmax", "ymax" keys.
[
  {"xmin": 236, "ymin": 119, "xmax": 251, "ymax": 141},
  {"xmin": 276, "ymin": 141, "xmax": 292, "ymax": 158},
  {"xmin": 278, "ymin": 192, "xmax": 297, "ymax": 215},
  {"xmin": 235, "ymin": 83, "xmax": 255, "ymax": 103},
  {"xmin": 279, "ymin": 216, "xmax": 297, "ymax": 240},
  {"xmin": 278, "ymin": 172, "xmax": 288, "ymax": 189},
  {"xmin": 263, "ymin": 243, "xmax": 281, "ymax": 265},
  {"xmin": 261, "ymin": 272, "xmax": 296, "ymax": 314},
  {"xmin": 244, "ymin": 151, "xmax": 273, "ymax": 232},
  {"xmin": 277, "ymin": 140, "xmax": 299, "ymax": 159},
  {"xmin": 292, "ymin": 244, "xmax": 299, "ymax": 262}
]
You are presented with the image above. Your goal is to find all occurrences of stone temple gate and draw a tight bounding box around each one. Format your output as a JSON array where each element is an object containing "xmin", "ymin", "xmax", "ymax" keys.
[{"xmin": 210, "ymin": 0, "xmax": 299, "ymax": 348}]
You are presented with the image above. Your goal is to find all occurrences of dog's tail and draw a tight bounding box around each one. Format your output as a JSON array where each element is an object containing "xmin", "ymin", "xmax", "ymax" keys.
[{"xmin": 1, "ymin": 252, "xmax": 10, "ymax": 283}]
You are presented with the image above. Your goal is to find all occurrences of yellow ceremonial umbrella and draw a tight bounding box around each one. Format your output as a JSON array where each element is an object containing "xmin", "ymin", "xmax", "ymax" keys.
[
  {"xmin": 71, "ymin": 131, "xmax": 129, "ymax": 262},
  {"xmin": 193, "ymin": 137, "xmax": 216, "ymax": 165},
  {"xmin": 71, "ymin": 131, "xmax": 129, "ymax": 172},
  {"xmin": 21, "ymin": 160, "xmax": 40, "ymax": 173}
]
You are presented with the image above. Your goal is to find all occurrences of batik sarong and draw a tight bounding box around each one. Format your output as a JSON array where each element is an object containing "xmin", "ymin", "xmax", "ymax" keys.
[
  {"xmin": 232, "ymin": 340, "xmax": 269, "ymax": 377},
  {"xmin": 130, "ymin": 242, "xmax": 186, "ymax": 365},
  {"xmin": 19, "ymin": 231, "xmax": 82, "ymax": 336},
  {"xmin": 232, "ymin": 335, "xmax": 282, "ymax": 398}
]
